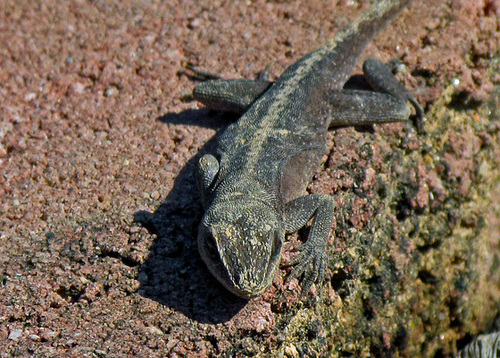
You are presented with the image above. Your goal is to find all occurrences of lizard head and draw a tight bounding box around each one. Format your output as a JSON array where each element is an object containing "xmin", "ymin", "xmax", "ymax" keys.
[{"xmin": 197, "ymin": 201, "xmax": 283, "ymax": 298}]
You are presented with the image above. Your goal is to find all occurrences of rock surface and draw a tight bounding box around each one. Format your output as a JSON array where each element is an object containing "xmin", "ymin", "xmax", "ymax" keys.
[{"xmin": 1, "ymin": 0, "xmax": 499, "ymax": 356}]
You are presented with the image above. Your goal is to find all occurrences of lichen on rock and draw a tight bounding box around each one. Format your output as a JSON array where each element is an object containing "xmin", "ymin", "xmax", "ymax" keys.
[{"xmin": 273, "ymin": 81, "xmax": 500, "ymax": 357}]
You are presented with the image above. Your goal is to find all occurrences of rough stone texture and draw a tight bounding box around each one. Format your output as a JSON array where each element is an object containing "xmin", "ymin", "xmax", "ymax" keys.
[{"xmin": 0, "ymin": 0, "xmax": 499, "ymax": 357}]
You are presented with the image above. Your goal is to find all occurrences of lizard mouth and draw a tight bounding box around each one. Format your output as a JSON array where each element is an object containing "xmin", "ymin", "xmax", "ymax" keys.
[
  {"xmin": 198, "ymin": 235, "xmax": 278, "ymax": 299},
  {"xmin": 225, "ymin": 230, "xmax": 283, "ymax": 298},
  {"xmin": 197, "ymin": 206, "xmax": 283, "ymax": 298}
]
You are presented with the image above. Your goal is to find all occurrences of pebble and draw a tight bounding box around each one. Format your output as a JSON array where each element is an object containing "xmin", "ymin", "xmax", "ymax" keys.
[{"xmin": 8, "ymin": 329, "xmax": 22, "ymax": 340}]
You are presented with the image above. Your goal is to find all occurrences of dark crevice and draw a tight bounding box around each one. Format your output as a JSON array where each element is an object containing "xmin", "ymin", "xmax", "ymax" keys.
[
  {"xmin": 362, "ymin": 298, "xmax": 376, "ymax": 320},
  {"xmin": 99, "ymin": 248, "xmax": 140, "ymax": 267},
  {"xmin": 448, "ymin": 90, "xmax": 482, "ymax": 111},
  {"xmin": 394, "ymin": 193, "xmax": 413, "ymax": 221},
  {"xmin": 330, "ymin": 269, "xmax": 351, "ymax": 300},
  {"xmin": 456, "ymin": 333, "xmax": 474, "ymax": 352},
  {"xmin": 417, "ymin": 270, "xmax": 438, "ymax": 285},
  {"xmin": 416, "ymin": 239, "xmax": 442, "ymax": 253},
  {"xmin": 56, "ymin": 285, "xmax": 84, "ymax": 303},
  {"xmin": 411, "ymin": 68, "xmax": 435, "ymax": 79}
]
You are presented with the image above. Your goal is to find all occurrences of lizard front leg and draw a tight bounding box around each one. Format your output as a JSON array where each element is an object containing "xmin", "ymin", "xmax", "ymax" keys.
[
  {"xmin": 196, "ymin": 154, "xmax": 219, "ymax": 208},
  {"xmin": 282, "ymin": 194, "xmax": 335, "ymax": 294}
]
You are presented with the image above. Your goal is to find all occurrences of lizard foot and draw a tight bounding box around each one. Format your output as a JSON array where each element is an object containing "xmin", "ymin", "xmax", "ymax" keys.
[{"xmin": 286, "ymin": 241, "xmax": 326, "ymax": 295}]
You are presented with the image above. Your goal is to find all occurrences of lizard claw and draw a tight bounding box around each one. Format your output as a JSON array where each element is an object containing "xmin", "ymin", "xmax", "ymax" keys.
[
  {"xmin": 185, "ymin": 64, "xmax": 222, "ymax": 81},
  {"xmin": 286, "ymin": 241, "xmax": 326, "ymax": 295}
]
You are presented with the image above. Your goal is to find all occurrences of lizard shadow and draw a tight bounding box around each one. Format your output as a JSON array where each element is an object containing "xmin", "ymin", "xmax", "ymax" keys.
[{"xmin": 134, "ymin": 109, "xmax": 248, "ymax": 324}]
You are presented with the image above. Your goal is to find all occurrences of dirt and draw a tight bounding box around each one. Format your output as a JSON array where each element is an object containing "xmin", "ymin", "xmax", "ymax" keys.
[{"xmin": 1, "ymin": 0, "xmax": 499, "ymax": 357}]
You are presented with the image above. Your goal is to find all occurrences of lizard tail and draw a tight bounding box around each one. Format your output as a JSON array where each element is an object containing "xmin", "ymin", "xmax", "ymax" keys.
[
  {"xmin": 330, "ymin": 0, "xmax": 413, "ymax": 47},
  {"xmin": 286, "ymin": 0, "xmax": 414, "ymax": 88}
]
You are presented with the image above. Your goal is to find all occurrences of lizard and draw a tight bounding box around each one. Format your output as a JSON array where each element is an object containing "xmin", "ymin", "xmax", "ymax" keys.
[
  {"xmin": 192, "ymin": 0, "xmax": 423, "ymax": 299},
  {"xmin": 457, "ymin": 332, "xmax": 500, "ymax": 358}
]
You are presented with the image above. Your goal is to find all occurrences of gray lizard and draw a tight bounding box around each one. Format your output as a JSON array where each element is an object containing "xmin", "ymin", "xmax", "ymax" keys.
[
  {"xmin": 457, "ymin": 332, "xmax": 500, "ymax": 358},
  {"xmin": 193, "ymin": 0, "xmax": 423, "ymax": 299}
]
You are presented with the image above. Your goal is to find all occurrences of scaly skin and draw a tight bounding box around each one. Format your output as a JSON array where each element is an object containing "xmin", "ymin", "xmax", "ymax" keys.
[{"xmin": 194, "ymin": 0, "xmax": 423, "ymax": 299}]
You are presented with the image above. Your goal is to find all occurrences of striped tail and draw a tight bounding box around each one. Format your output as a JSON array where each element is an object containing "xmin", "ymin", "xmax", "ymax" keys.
[{"xmin": 280, "ymin": 0, "xmax": 414, "ymax": 89}]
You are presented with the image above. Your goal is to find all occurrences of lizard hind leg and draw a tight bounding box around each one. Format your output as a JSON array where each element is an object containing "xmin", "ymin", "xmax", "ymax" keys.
[
  {"xmin": 193, "ymin": 79, "xmax": 272, "ymax": 114},
  {"xmin": 363, "ymin": 58, "xmax": 424, "ymax": 132},
  {"xmin": 325, "ymin": 58, "xmax": 424, "ymax": 132},
  {"xmin": 188, "ymin": 64, "xmax": 274, "ymax": 114}
]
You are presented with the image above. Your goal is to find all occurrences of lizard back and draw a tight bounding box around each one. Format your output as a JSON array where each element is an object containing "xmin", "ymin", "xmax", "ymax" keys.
[{"xmin": 213, "ymin": 0, "xmax": 413, "ymax": 207}]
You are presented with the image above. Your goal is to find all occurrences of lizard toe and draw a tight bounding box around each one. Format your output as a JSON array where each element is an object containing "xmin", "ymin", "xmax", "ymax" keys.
[{"xmin": 286, "ymin": 243, "xmax": 327, "ymax": 295}]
